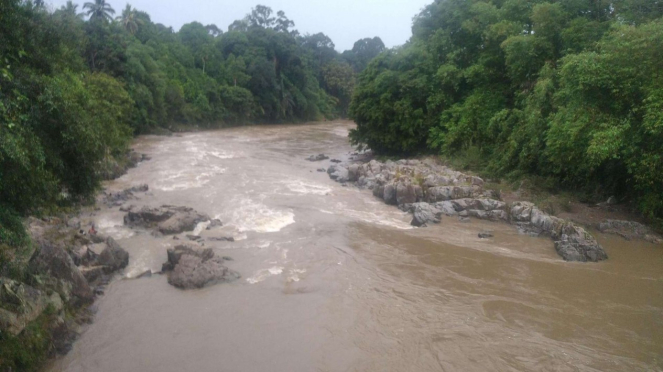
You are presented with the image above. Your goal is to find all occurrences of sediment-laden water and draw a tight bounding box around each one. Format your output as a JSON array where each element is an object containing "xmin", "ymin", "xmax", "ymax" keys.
[{"xmin": 47, "ymin": 122, "xmax": 663, "ymax": 372}]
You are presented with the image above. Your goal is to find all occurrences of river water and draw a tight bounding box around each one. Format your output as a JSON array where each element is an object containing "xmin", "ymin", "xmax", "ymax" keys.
[{"xmin": 47, "ymin": 121, "xmax": 662, "ymax": 372}]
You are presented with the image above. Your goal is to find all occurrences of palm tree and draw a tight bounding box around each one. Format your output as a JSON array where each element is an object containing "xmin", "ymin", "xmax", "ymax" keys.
[
  {"xmin": 61, "ymin": 1, "xmax": 85, "ymax": 18},
  {"xmin": 116, "ymin": 4, "xmax": 143, "ymax": 34},
  {"xmin": 83, "ymin": 0, "xmax": 115, "ymax": 22}
]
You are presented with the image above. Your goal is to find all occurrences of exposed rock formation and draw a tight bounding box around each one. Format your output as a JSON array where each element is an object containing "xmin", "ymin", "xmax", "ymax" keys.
[
  {"xmin": 307, "ymin": 154, "xmax": 329, "ymax": 162},
  {"xmin": 102, "ymin": 184, "xmax": 149, "ymax": 207},
  {"xmin": 327, "ymin": 158, "xmax": 609, "ymax": 262},
  {"xmin": 124, "ymin": 205, "xmax": 210, "ymax": 235},
  {"xmin": 161, "ymin": 245, "xmax": 239, "ymax": 289},
  {"xmin": 598, "ymin": 219, "xmax": 662, "ymax": 244}
]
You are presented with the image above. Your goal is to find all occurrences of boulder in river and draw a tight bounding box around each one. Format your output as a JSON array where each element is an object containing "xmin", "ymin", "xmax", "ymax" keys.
[
  {"xmin": 124, "ymin": 205, "xmax": 210, "ymax": 235},
  {"xmin": 307, "ymin": 154, "xmax": 329, "ymax": 162},
  {"xmin": 510, "ymin": 202, "xmax": 608, "ymax": 262},
  {"xmin": 162, "ymin": 245, "xmax": 240, "ymax": 289},
  {"xmin": 404, "ymin": 203, "xmax": 443, "ymax": 227},
  {"xmin": 102, "ymin": 184, "xmax": 149, "ymax": 207}
]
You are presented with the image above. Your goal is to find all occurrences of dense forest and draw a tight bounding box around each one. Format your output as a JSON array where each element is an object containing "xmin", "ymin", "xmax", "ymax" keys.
[
  {"xmin": 0, "ymin": 0, "xmax": 387, "ymax": 247},
  {"xmin": 349, "ymin": 0, "xmax": 663, "ymax": 224}
]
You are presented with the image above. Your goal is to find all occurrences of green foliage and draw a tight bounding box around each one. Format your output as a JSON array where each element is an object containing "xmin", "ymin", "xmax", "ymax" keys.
[
  {"xmin": 0, "ymin": 310, "xmax": 55, "ymax": 372},
  {"xmin": 350, "ymin": 0, "xmax": 663, "ymax": 221}
]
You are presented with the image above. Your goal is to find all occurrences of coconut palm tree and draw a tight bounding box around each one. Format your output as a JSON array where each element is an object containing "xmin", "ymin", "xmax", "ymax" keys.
[
  {"xmin": 83, "ymin": 0, "xmax": 115, "ymax": 22},
  {"xmin": 61, "ymin": 1, "xmax": 85, "ymax": 18},
  {"xmin": 116, "ymin": 4, "xmax": 143, "ymax": 34}
]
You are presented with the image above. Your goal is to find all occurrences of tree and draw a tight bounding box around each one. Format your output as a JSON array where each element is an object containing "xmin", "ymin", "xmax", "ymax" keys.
[
  {"xmin": 117, "ymin": 4, "xmax": 143, "ymax": 34},
  {"xmin": 248, "ymin": 5, "xmax": 275, "ymax": 28},
  {"xmin": 83, "ymin": 0, "xmax": 115, "ymax": 22}
]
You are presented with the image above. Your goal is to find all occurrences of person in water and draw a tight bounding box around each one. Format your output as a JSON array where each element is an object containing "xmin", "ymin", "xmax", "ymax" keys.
[{"xmin": 88, "ymin": 223, "xmax": 97, "ymax": 235}]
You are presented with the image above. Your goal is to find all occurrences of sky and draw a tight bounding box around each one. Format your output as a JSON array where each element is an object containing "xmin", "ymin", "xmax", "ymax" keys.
[{"xmin": 46, "ymin": 0, "xmax": 432, "ymax": 51}]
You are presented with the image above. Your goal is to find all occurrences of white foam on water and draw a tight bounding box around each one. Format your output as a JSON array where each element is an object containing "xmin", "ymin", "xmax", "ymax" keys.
[
  {"xmin": 282, "ymin": 179, "xmax": 331, "ymax": 195},
  {"xmin": 96, "ymin": 216, "xmax": 134, "ymax": 239},
  {"xmin": 230, "ymin": 198, "xmax": 295, "ymax": 233},
  {"xmin": 246, "ymin": 266, "xmax": 284, "ymax": 284},
  {"xmin": 333, "ymin": 202, "xmax": 413, "ymax": 230},
  {"xmin": 286, "ymin": 268, "xmax": 307, "ymax": 283},
  {"xmin": 257, "ymin": 240, "xmax": 272, "ymax": 248},
  {"xmin": 192, "ymin": 221, "xmax": 210, "ymax": 236}
]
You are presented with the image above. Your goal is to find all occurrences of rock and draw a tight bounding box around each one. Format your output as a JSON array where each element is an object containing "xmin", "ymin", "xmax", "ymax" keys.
[
  {"xmin": 434, "ymin": 201, "xmax": 458, "ymax": 216},
  {"xmin": 383, "ymin": 184, "xmax": 397, "ymax": 205},
  {"xmin": 317, "ymin": 168, "xmax": 326, "ymax": 172},
  {"xmin": 327, "ymin": 164, "xmax": 349, "ymax": 183},
  {"xmin": 598, "ymin": 219, "xmax": 662, "ymax": 244},
  {"xmin": 79, "ymin": 266, "xmax": 105, "ymax": 283},
  {"xmin": 102, "ymin": 184, "xmax": 149, "ymax": 207},
  {"xmin": 478, "ymin": 231, "xmax": 494, "ymax": 239},
  {"xmin": 96, "ymin": 238, "xmax": 129, "ymax": 273},
  {"xmin": 209, "ymin": 237, "xmax": 235, "ymax": 242},
  {"xmin": 207, "ymin": 219, "xmax": 223, "ymax": 230},
  {"xmin": 0, "ymin": 278, "xmax": 53, "ymax": 335},
  {"xmin": 409, "ymin": 203, "xmax": 442, "ymax": 227},
  {"xmin": 458, "ymin": 217, "xmax": 471, "ymax": 223},
  {"xmin": 330, "ymin": 159, "xmax": 342, "ymax": 163},
  {"xmin": 396, "ymin": 182, "xmax": 418, "ymax": 205},
  {"xmin": 162, "ymin": 245, "xmax": 240, "ymax": 289},
  {"xmin": 124, "ymin": 205, "xmax": 210, "ymax": 235},
  {"xmin": 509, "ymin": 203, "xmax": 608, "ymax": 262},
  {"xmin": 30, "ymin": 242, "xmax": 93, "ymax": 301},
  {"xmin": 554, "ymin": 225, "xmax": 608, "ymax": 262},
  {"xmin": 307, "ymin": 154, "xmax": 329, "ymax": 162},
  {"xmin": 186, "ymin": 234, "xmax": 203, "ymax": 241}
]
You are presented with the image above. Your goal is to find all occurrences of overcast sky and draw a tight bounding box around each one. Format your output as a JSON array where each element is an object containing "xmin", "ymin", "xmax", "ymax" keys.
[{"xmin": 46, "ymin": 0, "xmax": 432, "ymax": 51}]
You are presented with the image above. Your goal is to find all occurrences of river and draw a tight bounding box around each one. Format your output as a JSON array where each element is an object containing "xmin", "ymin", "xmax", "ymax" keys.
[{"xmin": 46, "ymin": 121, "xmax": 662, "ymax": 372}]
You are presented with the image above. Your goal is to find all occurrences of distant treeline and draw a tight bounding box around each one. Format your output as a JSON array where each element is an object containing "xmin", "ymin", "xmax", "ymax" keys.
[
  {"xmin": 0, "ymin": 0, "xmax": 386, "ymax": 245},
  {"xmin": 349, "ymin": 0, "xmax": 663, "ymax": 223}
]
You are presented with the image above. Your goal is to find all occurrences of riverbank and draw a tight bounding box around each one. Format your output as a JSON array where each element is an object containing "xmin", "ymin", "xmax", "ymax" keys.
[
  {"xmin": 320, "ymin": 155, "xmax": 661, "ymax": 261},
  {"xmin": 0, "ymin": 150, "xmax": 150, "ymax": 372}
]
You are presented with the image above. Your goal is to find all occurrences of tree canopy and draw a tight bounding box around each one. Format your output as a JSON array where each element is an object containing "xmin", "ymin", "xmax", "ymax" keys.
[
  {"xmin": 349, "ymin": 0, "xmax": 663, "ymax": 223},
  {"xmin": 0, "ymin": 0, "xmax": 385, "ymax": 246}
]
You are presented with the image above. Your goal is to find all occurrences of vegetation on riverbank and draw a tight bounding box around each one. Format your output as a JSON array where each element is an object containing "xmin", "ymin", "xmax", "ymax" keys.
[
  {"xmin": 0, "ymin": 0, "xmax": 386, "ymax": 249},
  {"xmin": 348, "ymin": 0, "xmax": 663, "ymax": 226}
]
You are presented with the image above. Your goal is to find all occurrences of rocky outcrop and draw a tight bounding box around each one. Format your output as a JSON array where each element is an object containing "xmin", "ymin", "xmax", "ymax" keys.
[
  {"xmin": 29, "ymin": 242, "xmax": 94, "ymax": 302},
  {"xmin": 327, "ymin": 158, "xmax": 609, "ymax": 262},
  {"xmin": 509, "ymin": 202, "xmax": 607, "ymax": 262},
  {"xmin": 102, "ymin": 184, "xmax": 149, "ymax": 207},
  {"xmin": 307, "ymin": 154, "xmax": 329, "ymax": 162},
  {"xmin": 161, "ymin": 245, "xmax": 239, "ymax": 289},
  {"xmin": 124, "ymin": 205, "xmax": 210, "ymax": 235},
  {"xmin": 598, "ymin": 219, "xmax": 662, "ymax": 244},
  {"xmin": 0, "ymin": 278, "xmax": 63, "ymax": 335}
]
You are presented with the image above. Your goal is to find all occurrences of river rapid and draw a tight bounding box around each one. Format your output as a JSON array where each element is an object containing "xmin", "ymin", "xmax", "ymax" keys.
[{"xmin": 47, "ymin": 121, "xmax": 662, "ymax": 372}]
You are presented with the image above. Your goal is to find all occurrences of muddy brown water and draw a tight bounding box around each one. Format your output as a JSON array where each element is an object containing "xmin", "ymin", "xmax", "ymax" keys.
[{"xmin": 46, "ymin": 121, "xmax": 662, "ymax": 372}]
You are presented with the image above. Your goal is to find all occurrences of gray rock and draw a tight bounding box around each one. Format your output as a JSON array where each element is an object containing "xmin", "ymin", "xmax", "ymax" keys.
[
  {"xmin": 395, "ymin": 182, "xmax": 415, "ymax": 205},
  {"xmin": 124, "ymin": 205, "xmax": 210, "ymax": 235},
  {"xmin": 162, "ymin": 245, "xmax": 239, "ymax": 289},
  {"xmin": 30, "ymin": 242, "xmax": 93, "ymax": 301},
  {"xmin": 410, "ymin": 203, "xmax": 442, "ymax": 227},
  {"xmin": 478, "ymin": 231, "xmax": 494, "ymax": 239},
  {"xmin": 327, "ymin": 164, "xmax": 349, "ymax": 183},
  {"xmin": 103, "ymin": 184, "xmax": 149, "ymax": 207},
  {"xmin": 96, "ymin": 238, "xmax": 129, "ymax": 273},
  {"xmin": 383, "ymin": 184, "xmax": 397, "ymax": 205},
  {"xmin": 598, "ymin": 219, "xmax": 662, "ymax": 243},
  {"xmin": 307, "ymin": 154, "xmax": 329, "ymax": 162},
  {"xmin": 0, "ymin": 278, "xmax": 54, "ymax": 335}
]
